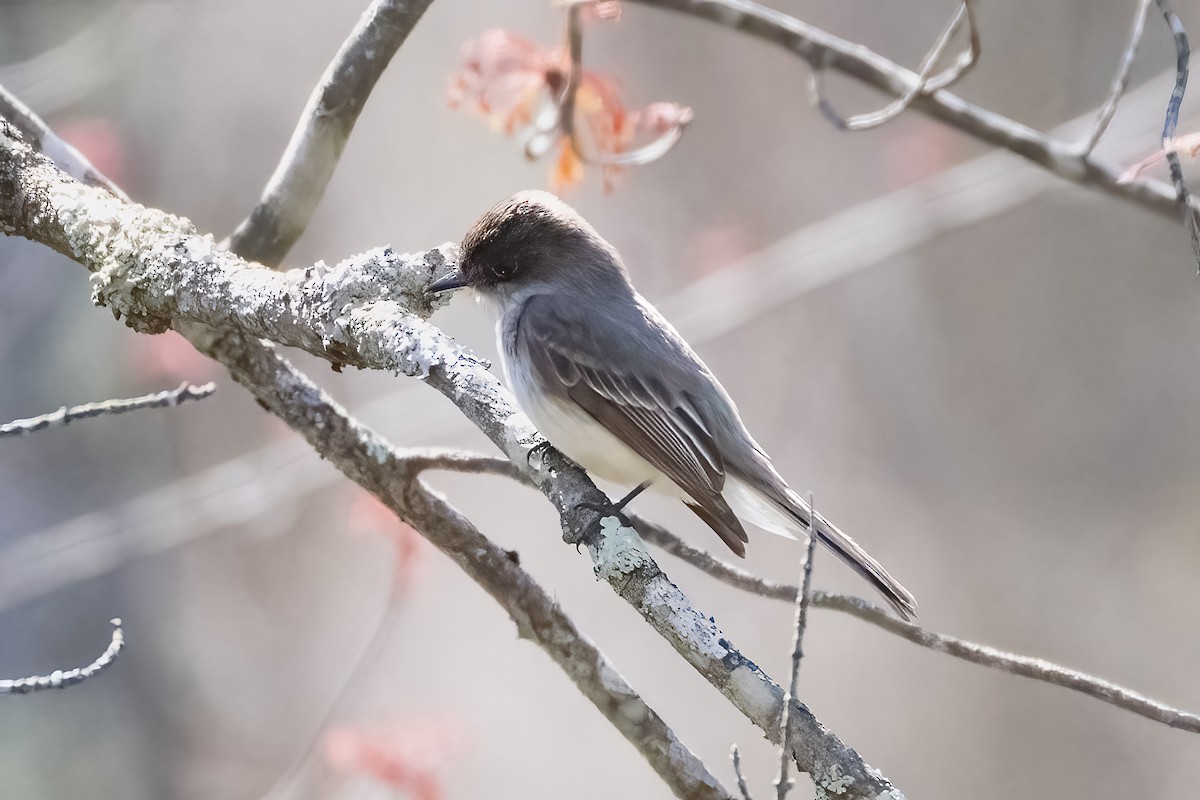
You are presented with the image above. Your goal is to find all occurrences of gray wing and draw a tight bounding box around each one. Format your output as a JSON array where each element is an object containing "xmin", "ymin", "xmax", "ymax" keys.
[{"xmin": 517, "ymin": 294, "xmax": 749, "ymax": 555}]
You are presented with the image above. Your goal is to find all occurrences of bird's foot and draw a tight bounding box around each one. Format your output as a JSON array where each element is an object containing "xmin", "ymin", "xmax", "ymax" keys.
[
  {"xmin": 525, "ymin": 440, "xmax": 555, "ymax": 469},
  {"xmin": 566, "ymin": 481, "xmax": 650, "ymax": 550}
]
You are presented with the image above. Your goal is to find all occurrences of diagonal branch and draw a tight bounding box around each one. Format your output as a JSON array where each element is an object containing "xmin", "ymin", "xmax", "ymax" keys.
[
  {"xmin": 0, "ymin": 117, "xmax": 902, "ymax": 799},
  {"xmin": 0, "ymin": 381, "xmax": 216, "ymax": 437},
  {"xmin": 225, "ymin": 0, "xmax": 435, "ymax": 266},
  {"xmin": 196, "ymin": 324, "xmax": 733, "ymax": 800}
]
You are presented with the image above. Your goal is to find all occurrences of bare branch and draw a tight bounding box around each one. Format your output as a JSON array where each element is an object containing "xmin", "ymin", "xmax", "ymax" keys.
[
  {"xmin": 401, "ymin": 447, "xmax": 526, "ymax": 482},
  {"xmin": 731, "ymin": 746, "xmax": 754, "ymax": 800},
  {"xmin": 195, "ymin": 326, "xmax": 734, "ymax": 800},
  {"xmin": 1153, "ymin": 0, "xmax": 1200, "ymax": 270},
  {"xmin": 0, "ymin": 619, "xmax": 124, "ymax": 695},
  {"xmin": 624, "ymin": 0, "xmax": 1192, "ymax": 221},
  {"xmin": 0, "ymin": 81, "xmax": 126, "ymax": 199},
  {"xmin": 225, "ymin": 0, "xmax": 435, "ymax": 266},
  {"xmin": 0, "ymin": 381, "xmax": 216, "ymax": 438},
  {"xmin": 774, "ymin": 494, "xmax": 818, "ymax": 800},
  {"xmin": 814, "ymin": 0, "xmax": 979, "ymax": 131},
  {"xmin": 1078, "ymin": 0, "xmax": 1154, "ymax": 155},
  {"xmin": 1, "ymin": 115, "xmax": 902, "ymax": 799},
  {"xmin": 638, "ymin": 522, "xmax": 1200, "ymax": 735}
]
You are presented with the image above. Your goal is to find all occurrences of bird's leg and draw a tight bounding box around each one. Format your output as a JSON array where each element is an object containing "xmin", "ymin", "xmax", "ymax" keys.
[{"xmin": 574, "ymin": 481, "xmax": 651, "ymax": 529}]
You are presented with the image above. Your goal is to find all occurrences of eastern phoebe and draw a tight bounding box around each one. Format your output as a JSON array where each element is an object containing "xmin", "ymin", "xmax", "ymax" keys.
[{"xmin": 429, "ymin": 191, "xmax": 916, "ymax": 618}]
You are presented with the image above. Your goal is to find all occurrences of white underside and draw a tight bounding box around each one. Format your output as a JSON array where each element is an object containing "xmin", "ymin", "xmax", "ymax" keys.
[{"xmin": 504, "ymin": 337, "xmax": 799, "ymax": 541}]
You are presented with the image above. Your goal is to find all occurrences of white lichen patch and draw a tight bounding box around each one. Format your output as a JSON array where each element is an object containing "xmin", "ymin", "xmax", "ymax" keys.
[
  {"xmin": 320, "ymin": 244, "xmax": 458, "ymax": 322},
  {"xmin": 875, "ymin": 790, "xmax": 906, "ymax": 800},
  {"xmin": 642, "ymin": 579, "xmax": 728, "ymax": 660},
  {"xmin": 591, "ymin": 517, "xmax": 650, "ymax": 580},
  {"xmin": 50, "ymin": 180, "xmax": 205, "ymax": 331},
  {"xmin": 728, "ymin": 665, "xmax": 777, "ymax": 722},
  {"xmin": 813, "ymin": 764, "xmax": 855, "ymax": 799}
]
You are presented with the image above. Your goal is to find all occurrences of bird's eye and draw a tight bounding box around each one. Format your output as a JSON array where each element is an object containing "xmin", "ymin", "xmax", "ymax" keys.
[{"xmin": 491, "ymin": 260, "xmax": 518, "ymax": 280}]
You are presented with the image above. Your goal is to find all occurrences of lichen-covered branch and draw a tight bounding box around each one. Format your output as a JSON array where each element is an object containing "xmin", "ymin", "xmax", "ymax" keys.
[
  {"xmin": 0, "ymin": 618, "xmax": 124, "ymax": 695},
  {"xmin": 0, "ymin": 117, "xmax": 902, "ymax": 799},
  {"xmin": 195, "ymin": 326, "xmax": 733, "ymax": 800},
  {"xmin": 0, "ymin": 381, "xmax": 215, "ymax": 437},
  {"xmin": 225, "ymin": 0, "xmax": 435, "ymax": 265}
]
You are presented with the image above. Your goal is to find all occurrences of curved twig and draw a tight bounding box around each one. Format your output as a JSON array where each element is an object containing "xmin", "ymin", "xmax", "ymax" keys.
[
  {"xmin": 624, "ymin": 0, "xmax": 1195, "ymax": 220},
  {"xmin": 1, "ymin": 619, "xmax": 124, "ymax": 695},
  {"xmin": 814, "ymin": 0, "xmax": 979, "ymax": 131},
  {"xmin": 559, "ymin": 1, "xmax": 692, "ymax": 167},
  {"xmin": 1079, "ymin": 0, "xmax": 1154, "ymax": 155},
  {"xmin": 1154, "ymin": 0, "xmax": 1200, "ymax": 270}
]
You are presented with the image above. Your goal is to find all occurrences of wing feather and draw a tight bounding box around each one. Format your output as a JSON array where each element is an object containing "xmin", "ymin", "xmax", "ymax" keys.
[{"xmin": 516, "ymin": 295, "xmax": 748, "ymax": 550}]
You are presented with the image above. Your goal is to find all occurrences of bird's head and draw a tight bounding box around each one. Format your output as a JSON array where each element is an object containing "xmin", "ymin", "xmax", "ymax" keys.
[{"xmin": 428, "ymin": 190, "xmax": 630, "ymax": 302}]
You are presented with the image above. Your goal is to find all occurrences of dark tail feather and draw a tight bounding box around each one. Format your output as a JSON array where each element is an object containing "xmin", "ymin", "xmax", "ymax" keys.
[
  {"xmin": 686, "ymin": 500, "xmax": 749, "ymax": 558},
  {"xmin": 782, "ymin": 497, "xmax": 917, "ymax": 619}
]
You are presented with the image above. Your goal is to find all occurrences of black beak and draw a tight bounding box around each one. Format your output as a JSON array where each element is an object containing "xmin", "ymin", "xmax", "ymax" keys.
[{"xmin": 427, "ymin": 268, "xmax": 468, "ymax": 294}]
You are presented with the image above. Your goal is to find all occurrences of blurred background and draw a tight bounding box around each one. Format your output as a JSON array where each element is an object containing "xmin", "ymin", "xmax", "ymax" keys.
[{"xmin": 2, "ymin": 0, "xmax": 1199, "ymax": 798}]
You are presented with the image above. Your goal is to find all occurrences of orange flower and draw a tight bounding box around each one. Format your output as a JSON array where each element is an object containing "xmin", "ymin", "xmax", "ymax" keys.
[
  {"xmin": 449, "ymin": 16, "xmax": 691, "ymax": 192},
  {"xmin": 447, "ymin": 30, "xmax": 564, "ymax": 136}
]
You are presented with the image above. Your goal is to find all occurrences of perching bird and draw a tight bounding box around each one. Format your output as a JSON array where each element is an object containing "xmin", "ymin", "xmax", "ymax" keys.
[{"xmin": 429, "ymin": 191, "xmax": 916, "ymax": 618}]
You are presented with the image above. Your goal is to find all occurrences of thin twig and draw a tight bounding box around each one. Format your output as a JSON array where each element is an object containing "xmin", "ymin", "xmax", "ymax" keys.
[
  {"xmin": 1079, "ymin": 0, "xmax": 1154, "ymax": 155},
  {"xmin": 731, "ymin": 745, "xmax": 754, "ymax": 800},
  {"xmin": 559, "ymin": 0, "xmax": 691, "ymax": 166},
  {"xmin": 774, "ymin": 494, "xmax": 818, "ymax": 800},
  {"xmin": 1154, "ymin": 0, "xmax": 1200, "ymax": 271},
  {"xmin": 0, "ymin": 619, "xmax": 124, "ymax": 695},
  {"xmin": 814, "ymin": 0, "xmax": 979, "ymax": 131},
  {"xmin": 224, "ymin": 0, "xmax": 435, "ymax": 267},
  {"xmin": 636, "ymin": 522, "xmax": 1200, "ymax": 734},
  {"xmin": 0, "ymin": 381, "xmax": 216, "ymax": 438},
  {"xmin": 401, "ymin": 448, "xmax": 525, "ymax": 482}
]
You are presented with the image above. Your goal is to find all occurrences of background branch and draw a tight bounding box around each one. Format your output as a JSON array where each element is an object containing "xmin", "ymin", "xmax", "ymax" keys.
[
  {"xmin": 627, "ymin": 0, "xmax": 1193, "ymax": 221},
  {"xmin": 1079, "ymin": 0, "xmax": 1154, "ymax": 155},
  {"xmin": 0, "ymin": 618, "xmax": 124, "ymax": 695},
  {"xmin": 637, "ymin": 520, "xmax": 1200, "ymax": 735},
  {"xmin": 0, "ymin": 381, "xmax": 216, "ymax": 437},
  {"xmin": 225, "ymin": 0, "xmax": 435, "ymax": 265}
]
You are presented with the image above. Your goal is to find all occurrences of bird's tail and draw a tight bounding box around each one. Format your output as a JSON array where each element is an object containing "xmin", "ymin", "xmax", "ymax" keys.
[
  {"xmin": 806, "ymin": 505, "xmax": 917, "ymax": 619},
  {"xmin": 724, "ymin": 477, "xmax": 917, "ymax": 618}
]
